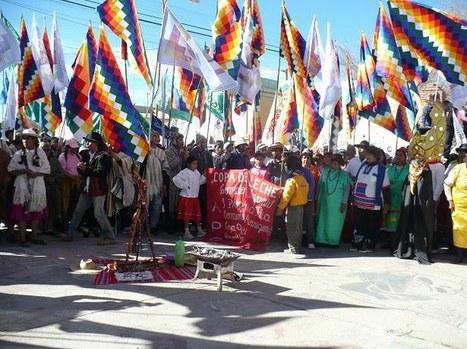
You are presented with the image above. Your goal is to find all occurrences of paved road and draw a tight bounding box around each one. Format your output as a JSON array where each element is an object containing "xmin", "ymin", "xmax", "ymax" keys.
[{"xmin": 0, "ymin": 233, "xmax": 466, "ymax": 349}]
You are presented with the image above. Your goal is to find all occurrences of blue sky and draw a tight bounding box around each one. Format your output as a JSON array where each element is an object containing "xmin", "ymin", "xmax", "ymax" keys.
[{"xmin": 0, "ymin": 0, "xmax": 447, "ymax": 105}]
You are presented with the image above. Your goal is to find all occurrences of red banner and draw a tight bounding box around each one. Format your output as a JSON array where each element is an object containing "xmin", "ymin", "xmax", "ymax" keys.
[{"xmin": 204, "ymin": 169, "xmax": 283, "ymax": 251}]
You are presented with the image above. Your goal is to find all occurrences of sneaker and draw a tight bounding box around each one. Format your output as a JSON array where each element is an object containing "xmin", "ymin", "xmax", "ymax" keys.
[
  {"xmin": 183, "ymin": 230, "xmax": 194, "ymax": 240},
  {"xmin": 350, "ymin": 243, "xmax": 360, "ymax": 252},
  {"xmin": 283, "ymin": 248, "xmax": 299, "ymax": 254},
  {"xmin": 308, "ymin": 243, "xmax": 316, "ymax": 249}
]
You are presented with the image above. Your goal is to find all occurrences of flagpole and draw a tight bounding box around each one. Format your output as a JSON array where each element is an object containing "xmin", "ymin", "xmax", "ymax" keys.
[
  {"xmin": 272, "ymin": 55, "xmax": 282, "ymax": 144},
  {"xmin": 205, "ymin": 92, "xmax": 213, "ymax": 141},
  {"xmin": 145, "ymin": 1, "xmax": 168, "ymax": 146},
  {"xmin": 167, "ymin": 64, "xmax": 176, "ymax": 129},
  {"xmin": 367, "ymin": 117, "xmax": 371, "ymax": 144},
  {"xmin": 184, "ymin": 79, "xmax": 203, "ymax": 144}
]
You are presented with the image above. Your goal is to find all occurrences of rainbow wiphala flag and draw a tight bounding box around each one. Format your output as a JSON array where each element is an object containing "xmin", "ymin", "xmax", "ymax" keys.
[
  {"xmin": 374, "ymin": 5, "xmax": 413, "ymax": 110},
  {"xmin": 64, "ymin": 30, "xmax": 96, "ymax": 141},
  {"xmin": 212, "ymin": 0, "xmax": 242, "ymax": 79},
  {"xmin": 97, "ymin": 0, "xmax": 152, "ymax": 85},
  {"xmin": 280, "ymin": 2, "xmax": 307, "ymax": 78},
  {"xmin": 355, "ymin": 34, "xmax": 375, "ymax": 113},
  {"xmin": 294, "ymin": 75, "xmax": 323, "ymax": 147},
  {"xmin": 18, "ymin": 17, "xmax": 44, "ymax": 108},
  {"xmin": 281, "ymin": 84, "xmax": 299, "ymax": 142},
  {"xmin": 89, "ymin": 28, "xmax": 148, "ymax": 162},
  {"xmin": 395, "ymin": 104, "xmax": 412, "ymax": 142},
  {"xmin": 174, "ymin": 67, "xmax": 206, "ymax": 124},
  {"xmin": 42, "ymin": 28, "xmax": 62, "ymax": 135},
  {"xmin": 242, "ymin": 0, "xmax": 265, "ymax": 58},
  {"xmin": 388, "ymin": 0, "xmax": 467, "ymax": 86},
  {"xmin": 356, "ymin": 33, "xmax": 395, "ymax": 133}
]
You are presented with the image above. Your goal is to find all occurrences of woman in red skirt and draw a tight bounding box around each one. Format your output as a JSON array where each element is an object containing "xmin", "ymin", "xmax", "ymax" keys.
[
  {"xmin": 172, "ymin": 156, "xmax": 206, "ymax": 240},
  {"xmin": 7, "ymin": 129, "xmax": 50, "ymax": 246}
]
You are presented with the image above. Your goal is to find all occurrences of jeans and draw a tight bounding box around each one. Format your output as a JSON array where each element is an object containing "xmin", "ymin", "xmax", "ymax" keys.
[
  {"xmin": 149, "ymin": 196, "xmax": 163, "ymax": 230},
  {"xmin": 68, "ymin": 194, "xmax": 114, "ymax": 240}
]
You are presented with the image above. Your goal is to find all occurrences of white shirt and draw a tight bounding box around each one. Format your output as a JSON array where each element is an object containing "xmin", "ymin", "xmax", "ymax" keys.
[
  {"xmin": 172, "ymin": 168, "xmax": 206, "ymax": 198},
  {"xmin": 428, "ymin": 163, "xmax": 445, "ymax": 201},
  {"xmin": 346, "ymin": 157, "xmax": 362, "ymax": 179},
  {"xmin": 353, "ymin": 163, "xmax": 389, "ymax": 210}
]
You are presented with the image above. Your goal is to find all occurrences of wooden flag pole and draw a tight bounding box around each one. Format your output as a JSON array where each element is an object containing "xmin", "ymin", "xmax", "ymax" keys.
[
  {"xmin": 205, "ymin": 92, "xmax": 213, "ymax": 142},
  {"xmin": 272, "ymin": 55, "xmax": 282, "ymax": 144}
]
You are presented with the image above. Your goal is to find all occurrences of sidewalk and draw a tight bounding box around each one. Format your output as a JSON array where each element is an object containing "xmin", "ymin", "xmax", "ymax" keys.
[{"xmin": 0, "ymin": 232, "xmax": 466, "ymax": 349}]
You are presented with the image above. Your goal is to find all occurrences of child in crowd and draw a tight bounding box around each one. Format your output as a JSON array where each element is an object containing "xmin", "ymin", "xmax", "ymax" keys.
[
  {"xmin": 276, "ymin": 156, "xmax": 309, "ymax": 254},
  {"xmin": 173, "ymin": 156, "xmax": 207, "ymax": 240},
  {"xmin": 250, "ymin": 152, "xmax": 271, "ymax": 181}
]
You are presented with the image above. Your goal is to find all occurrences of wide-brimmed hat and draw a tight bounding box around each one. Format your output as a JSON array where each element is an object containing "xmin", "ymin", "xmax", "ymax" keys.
[
  {"xmin": 285, "ymin": 145, "xmax": 300, "ymax": 155},
  {"xmin": 65, "ymin": 138, "xmax": 80, "ymax": 149},
  {"xmin": 235, "ymin": 138, "xmax": 249, "ymax": 147},
  {"xmin": 301, "ymin": 148, "xmax": 313, "ymax": 156},
  {"xmin": 256, "ymin": 143, "xmax": 268, "ymax": 152},
  {"xmin": 22, "ymin": 128, "xmax": 39, "ymax": 138},
  {"xmin": 78, "ymin": 145, "xmax": 89, "ymax": 153},
  {"xmin": 84, "ymin": 131, "xmax": 105, "ymax": 145},
  {"xmin": 269, "ymin": 142, "xmax": 284, "ymax": 150},
  {"xmin": 456, "ymin": 143, "xmax": 467, "ymax": 153},
  {"xmin": 354, "ymin": 140, "xmax": 370, "ymax": 149}
]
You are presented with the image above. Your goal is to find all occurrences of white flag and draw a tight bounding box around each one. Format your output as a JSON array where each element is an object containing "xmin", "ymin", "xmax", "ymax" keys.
[
  {"xmin": 0, "ymin": 19, "xmax": 20, "ymax": 72},
  {"xmin": 4, "ymin": 70, "xmax": 17, "ymax": 130},
  {"xmin": 51, "ymin": 14, "xmax": 69, "ymax": 92},
  {"xmin": 237, "ymin": 63, "xmax": 260, "ymax": 104},
  {"xmin": 30, "ymin": 14, "xmax": 54, "ymax": 94},
  {"xmin": 157, "ymin": 8, "xmax": 238, "ymax": 93},
  {"xmin": 237, "ymin": 8, "xmax": 261, "ymax": 104},
  {"xmin": 304, "ymin": 16, "xmax": 323, "ymax": 79},
  {"xmin": 318, "ymin": 23, "xmax": 342, "ymax": 120}
]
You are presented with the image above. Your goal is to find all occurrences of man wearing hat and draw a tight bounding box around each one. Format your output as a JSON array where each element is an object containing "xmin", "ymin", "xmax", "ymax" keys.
[
  {"xmin": 267, "ymin": 142, "xmax": 287, "ymax": 186},
  {"xmin": 64, "ymin": 131, "xmax": 115, "ymax": 244},
  {"xmin": 165, "ymin": 133, "xmax": 187, "ymax": 230},
  {"xmin": 226, "ymin": 139, "xmax": 251, "ymax": 170}
]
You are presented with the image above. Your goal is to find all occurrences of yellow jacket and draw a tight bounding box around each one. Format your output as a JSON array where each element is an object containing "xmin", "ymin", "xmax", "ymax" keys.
[{"xmin": 278, "ymin": 173, "xmax": 309, "ymax": 210}]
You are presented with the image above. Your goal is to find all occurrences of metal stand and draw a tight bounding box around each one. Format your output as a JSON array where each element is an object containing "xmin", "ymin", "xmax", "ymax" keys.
[{"xmin": 193, "ymin": 259, "xmax": 236, "ymax": 292}]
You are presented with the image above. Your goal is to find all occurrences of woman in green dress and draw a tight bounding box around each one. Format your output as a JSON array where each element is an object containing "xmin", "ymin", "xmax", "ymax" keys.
[
  {"xmin": 316, "ymin": 154, "xmax": 351, "ymax": 246},
  {"xmin": 386, "ymin": 148, "xmax": 409, "ymax": 248}
]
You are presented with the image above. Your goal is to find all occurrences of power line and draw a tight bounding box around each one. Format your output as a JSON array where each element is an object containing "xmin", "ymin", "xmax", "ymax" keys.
[{"xmin": 47, "ymin": 0, "xmax": 281, "ymax": 53}]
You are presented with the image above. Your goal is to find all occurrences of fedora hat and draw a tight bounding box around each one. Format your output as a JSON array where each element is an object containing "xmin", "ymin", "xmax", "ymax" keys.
[{"xmin": 84, "ymin": 131, "xmax": 105, "ymax": 145}]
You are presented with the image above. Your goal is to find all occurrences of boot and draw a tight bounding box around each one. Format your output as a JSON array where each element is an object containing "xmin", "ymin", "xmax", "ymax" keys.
[{"xmin": 453, "ymin": 248, "xmax": 464, "ymax": 264}]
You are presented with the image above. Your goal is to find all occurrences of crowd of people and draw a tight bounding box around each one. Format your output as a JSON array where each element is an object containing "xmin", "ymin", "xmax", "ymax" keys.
[{"xmin": 0, "ymin": 103, "xmax": 466, "ymax": 265}]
